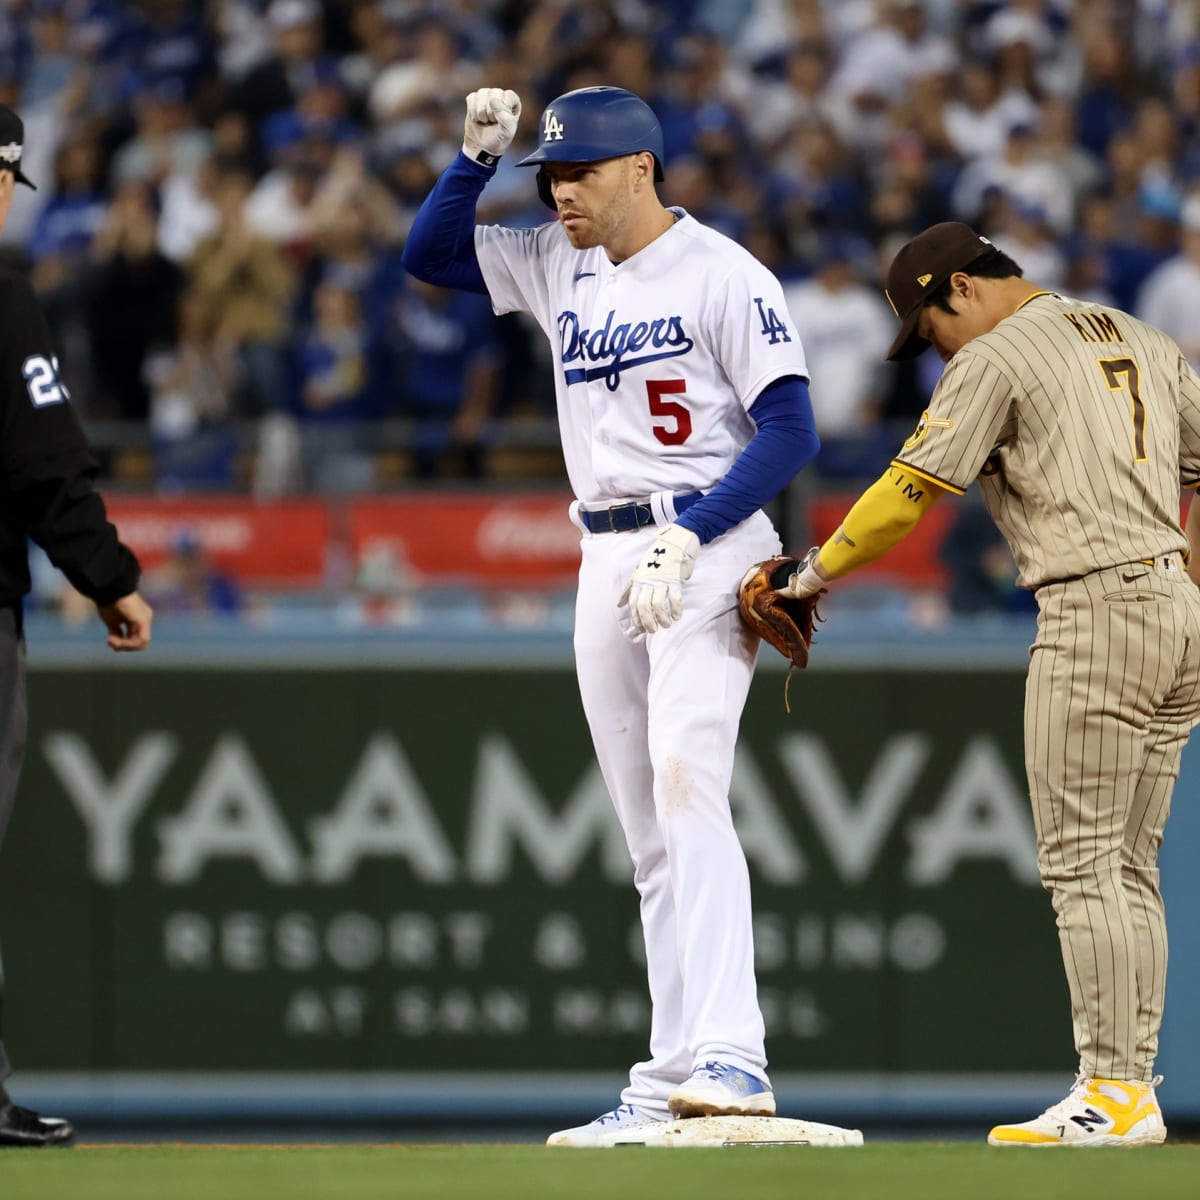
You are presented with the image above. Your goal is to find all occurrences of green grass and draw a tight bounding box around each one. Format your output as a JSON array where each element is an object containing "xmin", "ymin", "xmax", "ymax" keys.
[
  {"xmin": 2, "ymin": 1142, "xmax": 1200, "ymax": 1200},
  {"xmin": 1, "ymin": 1143, "xmax": 1198, "ymax": 1200}
]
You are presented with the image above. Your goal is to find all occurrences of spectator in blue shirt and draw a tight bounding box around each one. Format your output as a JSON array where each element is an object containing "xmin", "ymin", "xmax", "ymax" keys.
[
  {"xmin": 117, "ymin": 0, "xmax": 216, "ymax": 100},
  {"xmin": 1075, "ymin": 24, "xmax": 1136, "ymax": 158},
  {"xmin": 295, "ymin": 278, "xmax": 374, "ymax": 422},
  {"xmin": 143, "ymin": 529, "xmax": 242, "ymax": 617},
  {"xmin": 22, "ymin": 1, "xmax": 76, "ymax": 110},
  {"xmin": 387, "ymin": 279, "xmax": 501, "ymax": 479},
  {"xmin": 27, "ymin": 133, "xmax": 107, "ymax": 268},
  {"xmin": 28, "ymin": 132, "xmax": 109, "ymax": 381},
  {"xmin": 225, "ymin": 0, "xmax": 332, "ymax": 158},
  {"xmin": 261, "ymin": 59, "xmax": 361, "ymax": 161}
]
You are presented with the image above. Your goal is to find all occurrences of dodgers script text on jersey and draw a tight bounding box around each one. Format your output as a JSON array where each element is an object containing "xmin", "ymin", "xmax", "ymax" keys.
[
  {"xmin": 476, "ymin": 214, "xmax": 808, "ymax": 505},
  {"xmin": 558, "ymin": 309, "xmax": 694, "ymax": 390}
]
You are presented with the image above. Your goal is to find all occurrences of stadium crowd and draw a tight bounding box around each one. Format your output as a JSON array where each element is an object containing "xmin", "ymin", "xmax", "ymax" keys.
[{"xmin": 0, "ymin": 0, "xmax": 1198, "ymax": 501}]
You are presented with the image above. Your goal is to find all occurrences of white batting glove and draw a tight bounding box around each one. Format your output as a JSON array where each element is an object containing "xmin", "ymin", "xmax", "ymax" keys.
[
  {"xmin": 463, "ymin": 88, "xmax": 522, "ymax": 163},
  {"xmin": 619, "ymin": 524, "xmax": 701, "ymax": 634},
  {"xmin": 767, "ymin": 546, "xmax": 825, "ymax": 598}
]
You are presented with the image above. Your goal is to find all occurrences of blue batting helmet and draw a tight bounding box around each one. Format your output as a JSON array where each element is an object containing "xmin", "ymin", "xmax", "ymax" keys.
[{"xmin": 517, "ymin": 86, "xmax": 665, "ymax": 209}]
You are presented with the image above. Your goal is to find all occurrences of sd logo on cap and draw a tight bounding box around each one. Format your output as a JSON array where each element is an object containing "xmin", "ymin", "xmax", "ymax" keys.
[{"xmin": 884, "ymin": 222, "xmax": 993, "ymax": 359}]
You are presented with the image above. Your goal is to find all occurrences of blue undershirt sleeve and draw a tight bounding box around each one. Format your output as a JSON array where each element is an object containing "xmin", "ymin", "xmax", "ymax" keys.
[
  {"xmin": 400, "ymin": 152, "xmax": 494, "ymax": 295},
  {"xmin": 674, "ymin": 375, "xmax": 820, "ymax": 545}
]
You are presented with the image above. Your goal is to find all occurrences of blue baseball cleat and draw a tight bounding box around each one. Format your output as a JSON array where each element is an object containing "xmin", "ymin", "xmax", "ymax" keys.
[
  {"xmin": 668, "ymin": 1062, "xmax": 775, "ymax": 1119},
  {"xmin": 546, "ymin": 1103, "xmax": 668, "ymax": 1147}
]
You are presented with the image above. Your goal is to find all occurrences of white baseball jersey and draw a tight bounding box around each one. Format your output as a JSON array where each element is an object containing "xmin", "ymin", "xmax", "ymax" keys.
[{"xmin": 474, "ymin": 211, "xmax": 810, "ymax": 506}]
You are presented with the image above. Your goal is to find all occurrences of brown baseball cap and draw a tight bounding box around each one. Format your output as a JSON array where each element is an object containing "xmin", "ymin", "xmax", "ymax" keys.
[
  {"xmin": 0, "ymin": 106, "xmax": 35, "ymax": 190},
  {"xmin": 884, "ymin": 222, "xmax": 995, "ymax": 360}
]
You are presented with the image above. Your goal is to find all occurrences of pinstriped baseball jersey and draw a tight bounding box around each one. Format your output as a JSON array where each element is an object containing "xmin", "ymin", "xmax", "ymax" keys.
[{"xmin": 893, "ymin": 291, "xmax": 1200, "ymax": 588}]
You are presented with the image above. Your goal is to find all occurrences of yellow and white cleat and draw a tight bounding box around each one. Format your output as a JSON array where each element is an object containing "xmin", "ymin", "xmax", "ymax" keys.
[{"xmin": 988, "ymin": 1074, "xmax": 1167, "ymax": 1148}]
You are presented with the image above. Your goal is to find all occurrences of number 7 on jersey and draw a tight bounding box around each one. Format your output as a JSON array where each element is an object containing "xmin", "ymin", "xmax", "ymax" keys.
[{"xmin": 1098, "ymin": 357, "xmax": 1147, "ymax": 463}]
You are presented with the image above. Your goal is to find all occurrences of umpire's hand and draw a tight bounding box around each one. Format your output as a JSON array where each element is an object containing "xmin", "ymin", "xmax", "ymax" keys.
[{"xmin": 98, "ymin": 591, "xmax": 153, "ymax": 652}]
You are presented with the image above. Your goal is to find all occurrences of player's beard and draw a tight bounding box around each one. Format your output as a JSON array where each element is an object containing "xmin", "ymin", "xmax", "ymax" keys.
[{"xmin": 560, "ymin": 182, "xmax": 633, "ymax": 251}]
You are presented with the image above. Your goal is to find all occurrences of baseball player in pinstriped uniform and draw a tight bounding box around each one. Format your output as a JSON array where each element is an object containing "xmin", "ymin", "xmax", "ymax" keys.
[{"xmin": 771, "ymin": 222, "xmax": 1200, "ymax": 1147}]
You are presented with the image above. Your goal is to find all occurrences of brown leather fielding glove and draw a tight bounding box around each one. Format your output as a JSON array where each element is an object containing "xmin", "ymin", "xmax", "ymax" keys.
[{"xmin": 737, "ymin": 555, "xmax": 826, "ymax": 669}]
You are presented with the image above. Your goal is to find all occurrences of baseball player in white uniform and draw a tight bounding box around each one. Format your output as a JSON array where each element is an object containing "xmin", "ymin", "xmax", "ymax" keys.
[{"xmin": 402, "ymin": 85, "xmax": 819, "ymax": 1145}]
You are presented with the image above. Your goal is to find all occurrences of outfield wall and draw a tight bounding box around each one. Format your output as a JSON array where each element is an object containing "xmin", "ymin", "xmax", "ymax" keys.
[{"xmin": 4, "ymin": 621, "xmax": 1199, "ymax": 1124}]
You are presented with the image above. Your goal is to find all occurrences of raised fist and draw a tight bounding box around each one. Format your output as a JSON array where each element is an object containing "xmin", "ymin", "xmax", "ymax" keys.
[{"xmin": 463, "ymin": 88, "xmax": 522, "ymax": 160}]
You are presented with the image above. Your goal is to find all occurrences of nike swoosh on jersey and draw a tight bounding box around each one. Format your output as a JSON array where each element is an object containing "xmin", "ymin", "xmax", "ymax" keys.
[
  {"xmin": 1122, "ymin": 572, "xmax": 1149, "ymax": 582},
  {"xmin": 574, "ymin": 271, "xmax": 597, "ymax": 281}
]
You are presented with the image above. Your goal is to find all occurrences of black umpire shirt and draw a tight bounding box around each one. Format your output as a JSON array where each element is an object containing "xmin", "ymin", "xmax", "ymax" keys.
[{"xmin": 0, "ymin": 267, "xmax": 139, "ymax": 610}]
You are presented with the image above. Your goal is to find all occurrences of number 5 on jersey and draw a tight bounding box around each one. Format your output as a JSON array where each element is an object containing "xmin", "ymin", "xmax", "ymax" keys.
[
  {"xmin": 647, "ymin": 379, "xmax": 692, "ymax": 445},
  {"xmin": 22, "ymin": 354, "xmax": 69, "ymax": 408}
]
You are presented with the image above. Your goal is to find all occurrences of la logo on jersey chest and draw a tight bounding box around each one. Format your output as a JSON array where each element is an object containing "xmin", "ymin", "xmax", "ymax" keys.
[{"xmin": 556, "ymin": 307, "xmax": 695, "ymax": 391}]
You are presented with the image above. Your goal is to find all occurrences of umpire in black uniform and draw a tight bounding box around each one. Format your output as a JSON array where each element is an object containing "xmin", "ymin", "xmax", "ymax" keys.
[{"xmin": 0, "ymin": 106, "xmax": 153, "ymax": 1147}]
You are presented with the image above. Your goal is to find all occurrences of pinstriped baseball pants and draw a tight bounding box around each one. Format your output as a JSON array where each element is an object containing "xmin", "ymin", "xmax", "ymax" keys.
[{"xmin": 1026, "ymin": 556, "xmax": 1200, "ymax": 1081}]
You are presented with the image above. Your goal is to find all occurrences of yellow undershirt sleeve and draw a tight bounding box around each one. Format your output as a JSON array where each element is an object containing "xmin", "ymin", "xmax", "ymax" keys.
[{"xmin": 818, "ymin": 463, "xmax": 951, "ymax": 579}]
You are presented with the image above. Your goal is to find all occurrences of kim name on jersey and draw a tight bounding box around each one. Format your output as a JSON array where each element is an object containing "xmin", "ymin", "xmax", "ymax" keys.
[{"xmin": 558, "ymin": 308, "xmax": 694, "ymax": 390}]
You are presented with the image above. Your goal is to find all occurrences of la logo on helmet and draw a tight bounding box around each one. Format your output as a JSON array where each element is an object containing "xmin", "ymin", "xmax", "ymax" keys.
[{"xmin": 544, "ymin": 110, "xmax": 565, "ymax": 141}]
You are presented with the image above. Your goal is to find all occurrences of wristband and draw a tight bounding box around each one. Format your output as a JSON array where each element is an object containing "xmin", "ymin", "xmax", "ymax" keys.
[
  {"xmin": 461, "ymin": 144, "xmax": 502, "ymax": 168},
  {"xmin": 790, "ymin": 562, "xmax": 826, "ymax": 598}
]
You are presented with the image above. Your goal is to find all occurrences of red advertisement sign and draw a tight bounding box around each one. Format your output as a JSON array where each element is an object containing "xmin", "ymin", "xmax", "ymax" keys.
[
  {"xmin": 99, "ymin": 489, "xmax": 978, "ymax": 592},
  {"xmin": 105, "ymin": 497, "xmax": 331, "ymax": 586},
  {"xmin": 347, "ymin": 494, "xmax": 581, "ymax": 587}
]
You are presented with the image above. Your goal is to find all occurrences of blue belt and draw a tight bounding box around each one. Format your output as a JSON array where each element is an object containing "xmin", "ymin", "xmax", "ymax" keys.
[{"xmin": 579, "ymin": 491, "xmax": 703, "ymax": 533}]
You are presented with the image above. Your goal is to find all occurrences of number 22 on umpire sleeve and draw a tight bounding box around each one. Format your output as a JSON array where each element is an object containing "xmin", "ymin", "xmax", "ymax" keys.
[
  {"xmin": 1098, "ymin": 357, "xmax": 1147, "ymax": 462},
  {"xmin": 647, "ymin": 379, "xmax": 692, "ymax": 446},
  {"xmin": 22, "ymin": 354, "xmax": 68, "ymax": 408}
]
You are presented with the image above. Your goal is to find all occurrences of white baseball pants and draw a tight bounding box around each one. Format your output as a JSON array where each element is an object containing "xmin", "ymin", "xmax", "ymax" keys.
[{"xmin": 571, "ymin": 507, "xmax": 780, "ymax": 1115}]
